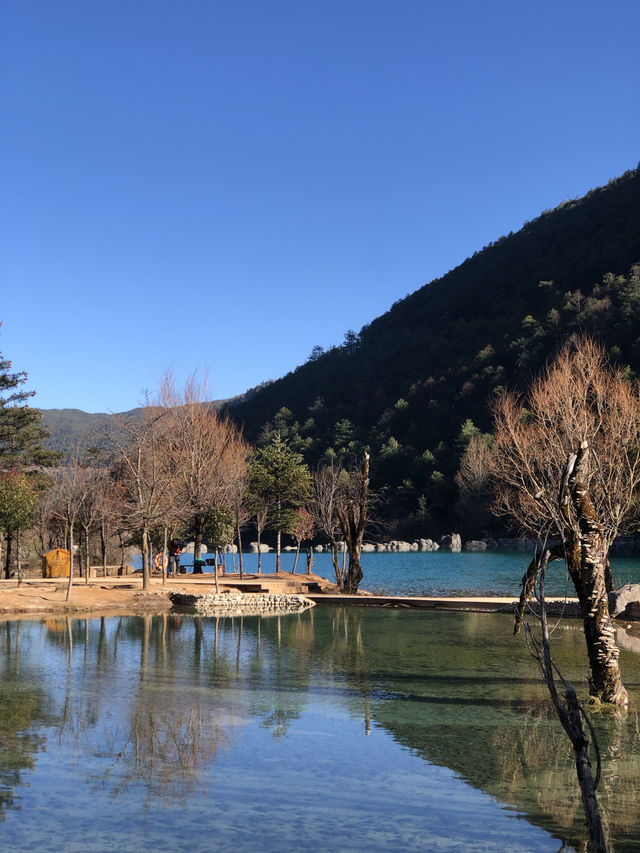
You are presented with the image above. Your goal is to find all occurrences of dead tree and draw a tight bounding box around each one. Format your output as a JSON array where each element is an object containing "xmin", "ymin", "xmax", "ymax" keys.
[
  {"xmin": 336, "ymin": 452, "xmax": 370, "ymax": 595},
  {"xmin": 521, "ymin": 548, "xmax": 610, "ymax": 853}
]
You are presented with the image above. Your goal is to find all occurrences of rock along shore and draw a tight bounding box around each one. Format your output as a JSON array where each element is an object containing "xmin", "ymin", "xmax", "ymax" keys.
[{"xmin": 169, "ymin": 591, "xmax": 316, "ymax": 616}]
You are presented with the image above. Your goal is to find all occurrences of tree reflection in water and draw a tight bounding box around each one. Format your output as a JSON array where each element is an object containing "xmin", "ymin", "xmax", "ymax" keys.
[
  {"xmin": 0, "ymin": 621, "xmax": 49, "ymax": 818},
  {"xmin": 0, "ymin": 608, "xmax": 640, "ymax": 851},
  {"xmin": 322, "ymin": 610, "xmax": 640, "ymax": 853}
]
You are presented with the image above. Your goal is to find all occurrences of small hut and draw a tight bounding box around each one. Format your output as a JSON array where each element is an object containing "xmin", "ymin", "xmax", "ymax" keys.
[{"xmin": 42, "ymin": 548, "xmax": 70, "ymax": 578}]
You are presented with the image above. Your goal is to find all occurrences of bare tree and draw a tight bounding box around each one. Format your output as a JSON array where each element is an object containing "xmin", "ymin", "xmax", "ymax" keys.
[
  {"xmin": 77, "ymin": 467, "xmax": 105, "ymax": 583},
  {"xmin": 109, "ymin": 402, "xmax": 174, "ymax": 589},
  {"xmin": 225, "ymin": 463, "xmax": 250, "ymax": 578},
  {"xmin": 335, "ymin": 452, "xmax": 370, "ymax": 594},
  {"xmin": 311, "ymin": 463, "xmax": 344, "ymax": 587},
  {"xmin": 492, "ymin": 337, "xmax": 640, "ymax": 706},
  {"xmin": 289, "ymin": 507, "xmax": 314, "ymax": 574},
  {"xmin": 94, "ymin": 476, "xmax": 128, "ymax": 577},
  {"xmin": 162, "ymin": 374, "xmax": 248, "ymax": 574},
  {"xmin": 49, "ymin": 459, "xmax": 92, "ymax": 601},
  {"xmin": 311, "ymin": 454, "xmax": 371, "ymax": 592},
  {"xmin": 455, "ymin": 434, "xmax": 494, "ymax": 533}
]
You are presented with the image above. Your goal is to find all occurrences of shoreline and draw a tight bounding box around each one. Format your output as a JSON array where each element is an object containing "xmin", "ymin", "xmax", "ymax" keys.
[{"xmin": 0, "ymin": 574, "xmax": 583, "ymax": 620}]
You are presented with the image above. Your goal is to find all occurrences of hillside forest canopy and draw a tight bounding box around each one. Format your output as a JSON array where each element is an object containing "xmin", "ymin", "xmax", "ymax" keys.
[
  {"xmin": 223, "ymin": 166, "xmax": 640, "ymax": 540},
  {"xmin": 35, "ymin": 164, "xmax": 640, "ymax": 544}
]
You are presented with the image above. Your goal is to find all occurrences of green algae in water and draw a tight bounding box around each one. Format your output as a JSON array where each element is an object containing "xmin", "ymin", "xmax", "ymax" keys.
[{"xmin": 0, "ymin": 610, "xmax": 639, "ymax": 852}]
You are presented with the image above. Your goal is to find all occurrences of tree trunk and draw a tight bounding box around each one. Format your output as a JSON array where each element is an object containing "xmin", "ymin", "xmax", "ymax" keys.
[
  {"xmin": 141, "ymin": 526, "xmax": 150, "ymax": 590},
  {"xmin": 340, "ymin": 452, "xmax": 370, "ymax": 595},
  {"xmin": 257, "ymin": 530, "xmax": 262, "ymax": 574},
  {"xmin": 292, "ymin": 541, "xmax": 300, "ymax": 573},
  {"xmin": 65, "ymin": 525, "xmax": 75, "ymax": 602},
  {"xmin": 568, "ymin": 684, "xmax": 610, "ymax": 853},
  {"xmin": 329, "ymin": 539, "xmax": 342, "ymax": 588},
  {"xmin": 343, "ymin": 546, "xmax": 363, "ymax": 594},
  {"xmin": 15, "ymin": 530, "xmax": 21, "ymax": 585},
  {"xmin": 117, "ymin": 529, "xmax": 126, "ymax": 574},
  {"xmin": 306, "ymin": 547, "xmax": 313, "ymax": 575},
  {"xmin": 100, "ymin": 521, "xmax": 107, "ymax": 577},
  {"xmin": 276, "ymin": 528, "xmax": 281, "ymax": 573},
  {"xmin": 236, "ymin": 515, "xmax": 244, "ymax": 579},
  {"xmin": 534, "ymin": 559, "xmax": 611, "ymax": 853},
  {"xmin": 4, "ymin": 532, "xmax": 13, "ymax": 580},
  {"xmin": 566, "ymin": 443, "xmax": 627, "ymax": 706},
  {"xmin": 193, "ymin": 514, "xmax": 203, "ymax": 573},
  {"xmin": 162, "ymin": 527, "xmax": 168, "ymax": 586},
  {"xmin": 83, "ymin": 524, "xmax": 91, "ymax": 584},
  {"xmin": 565, "ymin": 533, "xmax": 627, "ymax": 706}
]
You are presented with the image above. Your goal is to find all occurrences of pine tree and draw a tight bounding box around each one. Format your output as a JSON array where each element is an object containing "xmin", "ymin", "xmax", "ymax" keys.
[
  {"xmin": 0, "ymin": 337, "xmax": 59, "ymax": 576},
  {"xmin": 0, "ymin": 471, "xmax": 38, "ymax": 578},
  {"xmin": 249, "ymin": 434, "xmax": 311, "ymax": 572},
  {"xmin": 0, "ymin": 343, "xmax": 57, "ymax": 470}
]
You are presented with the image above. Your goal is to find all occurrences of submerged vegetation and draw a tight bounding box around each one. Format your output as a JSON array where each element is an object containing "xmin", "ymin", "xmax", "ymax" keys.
[{"xmin": 2, "ymin": 610, "xmax": 640, "ymax": 850}]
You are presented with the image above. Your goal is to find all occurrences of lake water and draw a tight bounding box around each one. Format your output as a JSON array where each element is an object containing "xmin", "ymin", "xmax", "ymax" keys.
[
  {"xmin": 172, "ymin": 549, "xmax": 640, "ymax": 597},
  {"xmin": 2, "ymin": 608, "xmax": 640, "ymax": 852}
]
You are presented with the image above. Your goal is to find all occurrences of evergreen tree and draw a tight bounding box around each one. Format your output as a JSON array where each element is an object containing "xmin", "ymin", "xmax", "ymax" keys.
[
  {"xmin": 249, "ymin": 433, "xmax": 310, "ymax": 571},
  {"xmin": 0, "ymin": 341, "xmax": 57, "ymax": 470},
  {"xmin": 0, "ymin": 472, "xmax": 38, "ymax": 578},
  {"xmin": 0, "ymin": 337, "xmax": 58, "ymax": 576}
]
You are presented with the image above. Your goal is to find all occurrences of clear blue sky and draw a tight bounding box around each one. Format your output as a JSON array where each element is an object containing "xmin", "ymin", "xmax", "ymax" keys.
[{"xmin": 2, "ymin": 0, "xmax": 638, "ymax": 413}]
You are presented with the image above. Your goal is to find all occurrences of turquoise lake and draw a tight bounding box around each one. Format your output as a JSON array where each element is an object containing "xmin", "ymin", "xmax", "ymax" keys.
[
  {"xmin": 2, "ymin": 607, "xmax": 640, "ymax": 852},
  {"xmin": 174, "ymin": 548, "xmax": 640, "ymax": 597}
]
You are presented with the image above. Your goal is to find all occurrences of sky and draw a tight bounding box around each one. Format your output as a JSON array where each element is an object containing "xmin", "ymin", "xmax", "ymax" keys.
[{"xmin": 1, "ymin": 0, "xmax": 639, "ymax": 413}]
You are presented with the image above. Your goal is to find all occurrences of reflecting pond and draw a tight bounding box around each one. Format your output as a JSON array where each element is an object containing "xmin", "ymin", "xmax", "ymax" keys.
[{"xmin": 1, "ymin": 608, "xmax": 640, "ymax": 851}]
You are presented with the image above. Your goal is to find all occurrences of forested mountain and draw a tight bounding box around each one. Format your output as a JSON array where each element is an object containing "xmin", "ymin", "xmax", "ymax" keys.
[
  {"xmin": 226, "ymin": 166, "xmax": 640, "ymax": 538},
  {"xmin": 40, "ymin": 167, "xmax": 640, "ymax": 539}
]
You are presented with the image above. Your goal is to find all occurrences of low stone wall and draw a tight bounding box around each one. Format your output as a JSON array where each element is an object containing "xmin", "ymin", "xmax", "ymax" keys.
[{"xmin": 169, "ymin": 591, "xmax": 316, "ymax": 616}]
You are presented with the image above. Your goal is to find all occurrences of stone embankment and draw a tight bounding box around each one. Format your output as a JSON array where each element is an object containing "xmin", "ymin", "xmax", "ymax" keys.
[
  {"xmin": 170, "ymin": 591, "xmax": 316, "ymax": 616},
  {"xmin": 334, "ymin": 535, "xmax": 640, "ymax": 555},
  {"xmin": 205, "ymin": 534, "xmax": 640, "ymax": 557}
]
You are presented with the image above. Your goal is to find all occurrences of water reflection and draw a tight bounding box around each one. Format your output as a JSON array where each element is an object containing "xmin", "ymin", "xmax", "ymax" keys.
[
  {"xmin": 0, "ymin": 609, "xmax": 639, "ymax": 851},
  {"xmin": 0, "ymin": 621, "xmax": 50, "ymax": 819}
]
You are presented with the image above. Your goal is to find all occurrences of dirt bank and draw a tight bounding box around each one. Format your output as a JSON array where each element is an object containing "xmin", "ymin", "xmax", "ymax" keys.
[{"xmin": 0, "ymin": 572, "xmax": 338, "ymax": 620}]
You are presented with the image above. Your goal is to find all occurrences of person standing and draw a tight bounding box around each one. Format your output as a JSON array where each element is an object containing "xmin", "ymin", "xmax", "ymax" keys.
[{"xmin": 168, "ymin": 539, "xmax": 183, "ymax": 576}]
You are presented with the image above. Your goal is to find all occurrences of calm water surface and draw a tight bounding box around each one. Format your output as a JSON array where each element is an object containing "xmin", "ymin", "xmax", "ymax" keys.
[
  {"xmin": 175, "ymin": 549, "xmax": 640, "ymax": 597},
  {"xmin": 2, "ymin": 608, "xmax": 640, "ymax": 852}
]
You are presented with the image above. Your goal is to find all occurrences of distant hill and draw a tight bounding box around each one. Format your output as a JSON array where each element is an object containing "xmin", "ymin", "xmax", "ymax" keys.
[
  {"xmin": 41, "ymin": 394, "xmax": 245, "ymax": 457},
  {"xmin": 226, "ymin": 165, "xmax": 640, "ymax": 537},
  {"xmin": 40, "ymin": 407, "xmax": 143, "ymax": 457}
]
